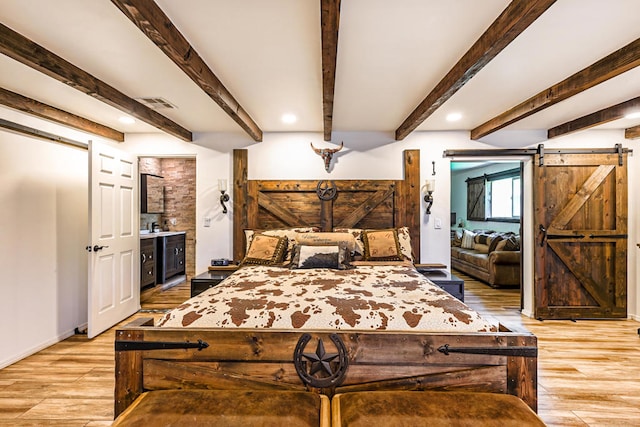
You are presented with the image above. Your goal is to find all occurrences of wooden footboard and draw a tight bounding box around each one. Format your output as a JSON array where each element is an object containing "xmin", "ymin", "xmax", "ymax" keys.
[{"xmin": 114, "ymin": 320, "xmax": 537, "ymax": 418}]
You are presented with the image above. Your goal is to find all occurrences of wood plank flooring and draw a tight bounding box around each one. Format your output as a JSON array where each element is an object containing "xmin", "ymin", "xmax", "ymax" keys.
[{"xmin": 0, "ymin": 272, "xmax": 638, "ymax": 426}]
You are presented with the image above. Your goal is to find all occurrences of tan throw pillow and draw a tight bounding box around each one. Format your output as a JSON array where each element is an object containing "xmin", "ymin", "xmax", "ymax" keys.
[
  {"xmin": 295, "ymin": 232, "xmax": 357, "ymax": 253},
  {"xmin": 242, "ymin": 234, "xmax": 287, "ymax": 265},
  {"xmin": 332, "ymin": 228, "xmax": 365, "ymax": 259},
  {"xmin": 494, "ymin": 240, "xmax": 508, "ymax": 251},
  {"xmin": 362, "ymin": 229, "xmax": 403, "ymax": 261},
  {"xmin": 474, "ymin": 243, "xmax": 490, "ymax": 254},
  {"xmin": 244, "ymin": 227, "xmax": 318, "ymax": 262}
]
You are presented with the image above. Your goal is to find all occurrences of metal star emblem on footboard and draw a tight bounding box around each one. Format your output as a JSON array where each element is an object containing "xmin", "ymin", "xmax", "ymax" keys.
[{"xmin": 294, "ymin": 333, "xmax": 349, "ymax": 388}]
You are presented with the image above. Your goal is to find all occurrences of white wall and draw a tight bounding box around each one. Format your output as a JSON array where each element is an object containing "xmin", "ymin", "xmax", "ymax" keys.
[
  {"xmin": 0, "ymin": 111, "xmax": 89, "ymax": 368},
  {"xmin": 131, "ymin": 129, "xmax": 638, "ymax": 320},
  {"xmin": 2, "ymin": 119, "xmax": 638, "ymax": 368}
]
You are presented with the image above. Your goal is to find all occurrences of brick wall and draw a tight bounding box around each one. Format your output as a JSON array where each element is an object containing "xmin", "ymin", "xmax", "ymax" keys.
[{"xmin": 160, "ymin": 158, "xmax": 196, "ymax": 277}]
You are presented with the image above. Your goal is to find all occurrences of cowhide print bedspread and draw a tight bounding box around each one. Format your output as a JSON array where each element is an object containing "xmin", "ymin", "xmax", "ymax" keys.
[{"xmin": 157, "ymin": 264, "xmax": 497, "ymax": 332}]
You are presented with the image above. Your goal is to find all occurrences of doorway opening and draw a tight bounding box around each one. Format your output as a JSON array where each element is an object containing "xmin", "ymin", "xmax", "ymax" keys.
[
  {"xmin": 450, "ymin": 160, "xmax": 523, "ymax": 306},
  {"xmin": 139, "ymin": 156, "xmax": 196, "ymax": 299}
]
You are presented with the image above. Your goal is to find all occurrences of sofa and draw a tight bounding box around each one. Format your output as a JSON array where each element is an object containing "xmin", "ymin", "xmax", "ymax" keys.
[{"xmin": 451, "ymin": 230, "xmax": 520, "ymax": 288}]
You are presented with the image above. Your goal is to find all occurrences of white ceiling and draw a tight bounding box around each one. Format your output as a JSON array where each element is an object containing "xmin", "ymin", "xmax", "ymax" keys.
[{"xmin": 0, "ymin": 0, "xmax": 639, "ymax": 144}]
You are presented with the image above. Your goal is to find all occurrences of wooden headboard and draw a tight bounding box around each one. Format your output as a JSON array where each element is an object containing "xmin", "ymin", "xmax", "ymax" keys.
[{"xmin": 232, "ymin": 149, "xmax": 421, "ymax": 262}]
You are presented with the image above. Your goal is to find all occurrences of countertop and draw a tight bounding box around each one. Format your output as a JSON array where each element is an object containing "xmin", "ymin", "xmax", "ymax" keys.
[{"xmin": 140, "ymin": 231, "xmax": 186, "ymax": 239}]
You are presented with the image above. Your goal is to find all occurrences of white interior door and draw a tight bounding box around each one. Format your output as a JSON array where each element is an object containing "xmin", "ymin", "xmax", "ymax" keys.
[{"xmin": 88, "ymin": 140, "xmax": 139, "ymax": 338}]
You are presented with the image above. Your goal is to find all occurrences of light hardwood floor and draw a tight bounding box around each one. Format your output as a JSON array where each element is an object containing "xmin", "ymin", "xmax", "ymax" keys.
[{"xmin": 1, "ymin": 272, "xmax": 639, "ymax": 426}]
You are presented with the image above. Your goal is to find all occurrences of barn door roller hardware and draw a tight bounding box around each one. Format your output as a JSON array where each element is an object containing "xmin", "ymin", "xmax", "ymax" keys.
[
  {"xmin": 115, "ymin": 339, "xmax": 209, "ymax": 351},
  {"xmin": 537, "ymin": 143, "xmax": 630, "ymax": 167},
  {"xmin": 443, "ymin": 144, "xmax": 631, "ymax": 165}
]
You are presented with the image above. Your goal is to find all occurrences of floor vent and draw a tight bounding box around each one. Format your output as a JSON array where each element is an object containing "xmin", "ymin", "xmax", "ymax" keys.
[{"xmin": 136, "ymin": 97, "xmax": 176, "ymax": 109}]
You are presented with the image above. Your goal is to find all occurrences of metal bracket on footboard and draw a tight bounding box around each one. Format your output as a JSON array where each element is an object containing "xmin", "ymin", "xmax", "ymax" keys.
[
  {"xmin": 115, "ymin": 339, "xmax": 209, "ymax": 351},
  {"xmin": 438, "ymin": 344, "xmax": 537, "ymax": 358}
]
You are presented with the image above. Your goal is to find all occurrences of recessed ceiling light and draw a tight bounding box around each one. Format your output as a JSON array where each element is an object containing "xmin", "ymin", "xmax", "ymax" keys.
[
  {"xmin": 281, "ymin": 113, "xmax": 297, "ymax": 124},
  {"xmin": 625, "ymin": 111, "xmax": 640, "ymax": 120},
  {"xmin": 119, "ymin": 116, "xmax": 136, "ymax": 124},
  {"xmin": 446, "ymin": 112, "xmax": 462, "ymax": 122}
]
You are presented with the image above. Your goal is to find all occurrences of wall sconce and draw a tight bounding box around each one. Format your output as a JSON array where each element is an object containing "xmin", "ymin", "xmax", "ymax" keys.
[
  {"xmin": 219, "ymin": 179, "xmax": 230, "ymax": 214},
  {"xmin": 423, "ymin": 179, "xmax": 435, "ymax": 215}
]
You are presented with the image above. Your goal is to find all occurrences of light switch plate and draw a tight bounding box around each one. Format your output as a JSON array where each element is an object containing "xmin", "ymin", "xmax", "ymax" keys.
[{"xmin": 434, "ymin": 218, "xmax": 442, "ymax": 229}]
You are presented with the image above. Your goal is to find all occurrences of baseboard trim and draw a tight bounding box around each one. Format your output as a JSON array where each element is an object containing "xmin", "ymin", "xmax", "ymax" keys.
[
  {"xmin": 521, "ymin": 309, "xmax": 535, "ymax": 318},
  {"xmin": 0, "ymin": 328, "xmax": 77, "ymax": 369}
]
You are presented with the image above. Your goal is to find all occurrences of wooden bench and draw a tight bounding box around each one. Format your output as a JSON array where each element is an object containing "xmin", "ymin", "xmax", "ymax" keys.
[
  {"xmin": 112, "ymin": 389, "xmax": 545, "ymax": 426},
  {"xmin": 332, "ymin": 390, "xmax": 546, "ymax": 426},
  {"xmin": 112, "ymin": 389, "xmax": 330, "ymax": 427}
]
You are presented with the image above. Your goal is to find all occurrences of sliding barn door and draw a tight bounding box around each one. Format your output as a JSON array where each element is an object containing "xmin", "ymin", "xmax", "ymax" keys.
[{"xmin": 534, "ymin": 151, "xmax": 627, "ymax": 319}]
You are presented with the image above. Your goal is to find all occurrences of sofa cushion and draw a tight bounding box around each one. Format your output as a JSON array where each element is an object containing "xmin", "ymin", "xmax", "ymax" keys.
[
  {"xmin": 459, "ymin": 250, "xmax": 489, "ymax": 269},
  {"xmin": 450, "ymin": 246, "xmax": 464, "ymax": 259}
]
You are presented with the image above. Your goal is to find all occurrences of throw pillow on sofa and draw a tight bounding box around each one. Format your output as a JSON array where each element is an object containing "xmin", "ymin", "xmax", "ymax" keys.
[
  {"xmin": 503, "ymin": 235, "xmax": 520, "ymax": 251},
  {"xmin": 461, "ymin": 230, "xmax": 475, "ymax": 249}
]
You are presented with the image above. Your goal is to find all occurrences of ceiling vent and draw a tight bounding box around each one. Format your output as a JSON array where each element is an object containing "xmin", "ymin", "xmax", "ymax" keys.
[{"xmin": 136, "ymin": 97, "xmax": 176, "ymax": 109}]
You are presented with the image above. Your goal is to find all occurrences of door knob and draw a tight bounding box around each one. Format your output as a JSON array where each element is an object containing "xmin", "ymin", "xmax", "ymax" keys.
[{"xmin": 93, "ymin": 245, "xmax": 109, "ymax": 252}]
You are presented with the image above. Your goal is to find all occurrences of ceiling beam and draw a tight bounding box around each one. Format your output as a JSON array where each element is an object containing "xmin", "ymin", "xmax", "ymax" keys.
[
  {"xmin": 321, "ymin": 0, "xmax": 341, "ymax": 141},
  {"xmin": 0, "ymin": 87, "xmax": 124, "ymax": 142},
  {"xmin": 395, "ymin": 0, "xmax": 556, "ymax": 141},
  {"xmin": 111, "ymin": 0, "xmax": 262, "ymax": 142},
  {"xmin": 625, "ymin": 124, "xmax": 640, "ymax": 139},
  {"xmin": 548, "ymin": 96, "xmax": 640, "ymax": 139},
  {"xmin": 0, "ymin": 23, "xmax": 192, "ymax": 142},
  {"xmin": 472, "ymin": 37, "xmax": 640, "ymax": 140}
]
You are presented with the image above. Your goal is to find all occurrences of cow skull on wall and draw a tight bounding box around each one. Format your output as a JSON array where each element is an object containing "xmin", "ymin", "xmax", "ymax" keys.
[{"xmin": 310, "ymin": 141, "xmax": 344, "ymax": 172}]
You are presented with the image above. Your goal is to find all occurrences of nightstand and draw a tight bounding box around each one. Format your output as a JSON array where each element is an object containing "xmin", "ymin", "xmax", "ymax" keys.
[
  {"xmin": 191, "ymin": 265, "xmax": 239, "ymax": 297},
  {"xmin": 415, "ymin": 266, "xmax": 464, "ymax": 301}
]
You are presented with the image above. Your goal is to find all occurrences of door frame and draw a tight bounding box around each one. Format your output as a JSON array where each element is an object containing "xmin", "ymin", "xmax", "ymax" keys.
[
  {"xmin": 449, "ymin": 156, "xmax": 531, "ymax": 313},
  {"xmin": 137, "ymin": 154, "xmax": 197, "ymax": 288}
]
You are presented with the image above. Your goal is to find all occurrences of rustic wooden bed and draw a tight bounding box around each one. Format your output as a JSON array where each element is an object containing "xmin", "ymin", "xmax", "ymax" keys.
[{"xmin": 114, "ymin": 149, "xmax": 537, "ymax": 418}]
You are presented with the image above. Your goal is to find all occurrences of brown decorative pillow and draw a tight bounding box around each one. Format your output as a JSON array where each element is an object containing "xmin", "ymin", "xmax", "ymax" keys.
[
  {"xmin": 244, "ymin": 227, "xmax": 319, "ymax": 262},
  {"xmin": 242, "ymin": 234, "xmax": 288, "ymax": 265},
  {"xmin": 503, "ymin": 235, "xmax": 521, "ymax": 251},
  {"xmin": 494, "ymin": 240, "xmax": 508, "ymax": 251},
  {"xmin": 334, "ymin": 227, "xmax": 414, "ymax": 262},
  {"xmin": 362, "ymin": 229, "xmax": 403, "ymax": 261},
  {"xmin": 487, "ymin": 232, "xmax": 505, "ymax": 252}
]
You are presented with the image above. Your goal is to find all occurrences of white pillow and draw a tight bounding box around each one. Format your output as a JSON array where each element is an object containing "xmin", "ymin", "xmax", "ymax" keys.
[{"xmin": 461, "ymin": 230, "xmax": 476, "ymax": 249}]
